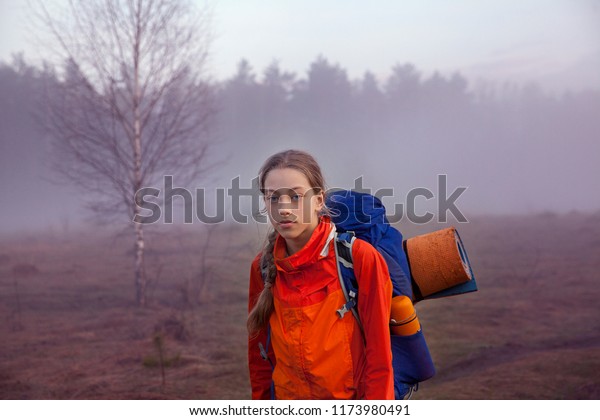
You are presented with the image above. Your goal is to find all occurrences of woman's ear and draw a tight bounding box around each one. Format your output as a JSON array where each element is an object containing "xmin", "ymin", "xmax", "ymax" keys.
[{"xmin": 314, "ymin": 191, "xmax": 324, "ymax": 212}]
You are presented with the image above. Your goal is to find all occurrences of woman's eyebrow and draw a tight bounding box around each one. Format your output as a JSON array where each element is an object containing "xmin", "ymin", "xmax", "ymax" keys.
[{"xmin": 263, "ymin": 186, "xmax": 307, "ymax": 193}]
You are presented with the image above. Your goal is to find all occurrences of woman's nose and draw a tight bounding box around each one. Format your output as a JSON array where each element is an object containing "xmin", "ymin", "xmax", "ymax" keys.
[
  {"xmin": 277, "ymin": 196, "xmax": 292, "ymax": 215},
  {"xmin": 278, "ymin": 204, "xmax": 292, "ymax": 216}
]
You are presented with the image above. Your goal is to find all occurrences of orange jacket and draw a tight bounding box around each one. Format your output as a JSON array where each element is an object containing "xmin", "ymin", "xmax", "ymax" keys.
[{"xmin": 248, "ymin": 216, "xmax": 394, "ymax": 400}]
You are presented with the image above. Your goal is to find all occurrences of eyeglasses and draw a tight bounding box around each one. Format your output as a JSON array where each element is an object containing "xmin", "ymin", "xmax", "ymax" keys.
[
  {"xmin": 261, "ymin": 187, "xmax": 322, "ymax": 206},
  {"xmin": 264, "ymin": 192, "xmax": 305, "ymax": 206}
]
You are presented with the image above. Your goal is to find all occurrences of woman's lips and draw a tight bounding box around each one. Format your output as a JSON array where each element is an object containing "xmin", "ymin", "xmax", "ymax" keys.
[{"xmin": 278, "ymin": 220, "xmax": 295, "ymax": 228}]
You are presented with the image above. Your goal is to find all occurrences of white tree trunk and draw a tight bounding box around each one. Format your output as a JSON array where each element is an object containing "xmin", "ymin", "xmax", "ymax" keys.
[
  {"xmin": 134, "ymin": 221, "xmax": 146, "ymax": 306},
  {"xmin": 133, "ymin": 11, "xmax": 145, "ymax": 307}
]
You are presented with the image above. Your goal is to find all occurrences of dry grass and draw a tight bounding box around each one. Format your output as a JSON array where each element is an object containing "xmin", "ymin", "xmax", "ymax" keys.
[{"xmin": 0, "ymin": 212, "xmax": 598, "ymax": 399}]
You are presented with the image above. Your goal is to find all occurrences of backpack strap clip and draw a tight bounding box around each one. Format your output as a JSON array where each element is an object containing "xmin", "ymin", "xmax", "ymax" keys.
[
  {"xmin": 334, "ymin": 232, "xmax": 364, "ymax": 338},
  {"xmin": 336, "ymin": 299, "xmax": 356, "ymax": 319}
]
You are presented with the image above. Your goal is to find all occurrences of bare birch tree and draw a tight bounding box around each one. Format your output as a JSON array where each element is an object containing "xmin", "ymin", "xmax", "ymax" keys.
[{"xmin": 33, "ymin": 0, "xmax": 215, "ymax": 306}]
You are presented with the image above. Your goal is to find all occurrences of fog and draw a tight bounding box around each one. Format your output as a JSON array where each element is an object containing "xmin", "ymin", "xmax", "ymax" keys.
[
  {"xmin": 210, "ymin": 59, "xmax": 600, "ymax": 213},
  {"xmin": 1, "ymin": 54, "xmax": 599, "ymax": 234}
]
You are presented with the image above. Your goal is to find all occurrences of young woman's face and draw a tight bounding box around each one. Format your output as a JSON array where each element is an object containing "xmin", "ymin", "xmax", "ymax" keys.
[{"xmin": 263, "ymin": 168, "xmax": 324, "ymax": 254}]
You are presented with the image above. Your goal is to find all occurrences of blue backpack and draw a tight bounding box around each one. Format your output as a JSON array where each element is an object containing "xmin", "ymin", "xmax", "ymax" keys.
[{"xmin": 326, "ymin": 189, "xmax": 437, "ymax": 399}]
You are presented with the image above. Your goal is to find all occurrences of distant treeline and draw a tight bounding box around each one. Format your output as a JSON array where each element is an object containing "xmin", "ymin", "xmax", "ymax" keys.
[
  {"xmin": 220, "ymin": 56, "xmax": 599, "ymax": 148},
  {"xmin": 1, "ymin": 53, "xmax": 600, "ymax": 227},
  {"xmin": 212, "ymin": 56, "xmax": 600, "ymax": 214}
]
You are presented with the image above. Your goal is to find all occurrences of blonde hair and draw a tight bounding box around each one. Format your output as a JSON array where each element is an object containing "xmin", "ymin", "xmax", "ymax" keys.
[{"xmin": 247, "ymin": 150, "xmax": 329, "ymax": 335}]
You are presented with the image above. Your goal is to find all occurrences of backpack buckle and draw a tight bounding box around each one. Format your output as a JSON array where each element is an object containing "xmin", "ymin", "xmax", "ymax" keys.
[
  {"xmin": 336, "ymin": 300, "xmax": 356, "ymax": 319},
  {"xmin": 336, "ymin": 305, "xmax": 349, "ymax": 318}
]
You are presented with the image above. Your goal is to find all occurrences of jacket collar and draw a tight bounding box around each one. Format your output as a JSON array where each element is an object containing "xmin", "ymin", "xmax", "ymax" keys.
[{"xmin": 273, "ymin": 215, "xmax": 336, "ymax": 272}]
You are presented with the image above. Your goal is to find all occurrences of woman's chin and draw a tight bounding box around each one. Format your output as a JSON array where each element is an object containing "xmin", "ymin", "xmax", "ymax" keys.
[{"xmin": 276, "ymin": 226, "xmax": 296, "ymax": 237}]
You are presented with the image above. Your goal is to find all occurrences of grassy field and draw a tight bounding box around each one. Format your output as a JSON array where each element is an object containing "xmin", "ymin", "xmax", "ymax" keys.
[{"xmin": 0, "ymin": 212, "xmax": 599, "ymax": 399}]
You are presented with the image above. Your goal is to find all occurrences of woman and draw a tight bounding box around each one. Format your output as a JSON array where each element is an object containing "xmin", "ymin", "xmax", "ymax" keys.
[{"xmin": 247, "ymin": 149, "xmax": 394, "ymax": 400}]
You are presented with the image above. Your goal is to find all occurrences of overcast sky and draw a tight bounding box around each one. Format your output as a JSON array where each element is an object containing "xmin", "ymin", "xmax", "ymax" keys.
[{"xmin": 1, "ymin": 0, "xmax": 599, "ymax": 93}]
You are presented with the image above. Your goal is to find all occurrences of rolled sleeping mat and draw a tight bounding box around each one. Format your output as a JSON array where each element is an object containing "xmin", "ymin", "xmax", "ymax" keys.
[{"xmin": 403, "ymin": 227, "xmax": 477, "ymax": 303}]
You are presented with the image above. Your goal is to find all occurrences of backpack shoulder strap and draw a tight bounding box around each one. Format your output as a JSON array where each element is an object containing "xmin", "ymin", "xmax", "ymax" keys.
[{"xmin": 334, "ymin": 232, "xmax": 364, "ymax": 336}]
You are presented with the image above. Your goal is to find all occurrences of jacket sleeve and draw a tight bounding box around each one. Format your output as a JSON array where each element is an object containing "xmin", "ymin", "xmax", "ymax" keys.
[
  {"xmin": 352, "ymin": 239, "xmax": 395, "ymax": 400},
  {"xmin": 248, "ymin": 253, "xmax": 276, "ymax": 400}
]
